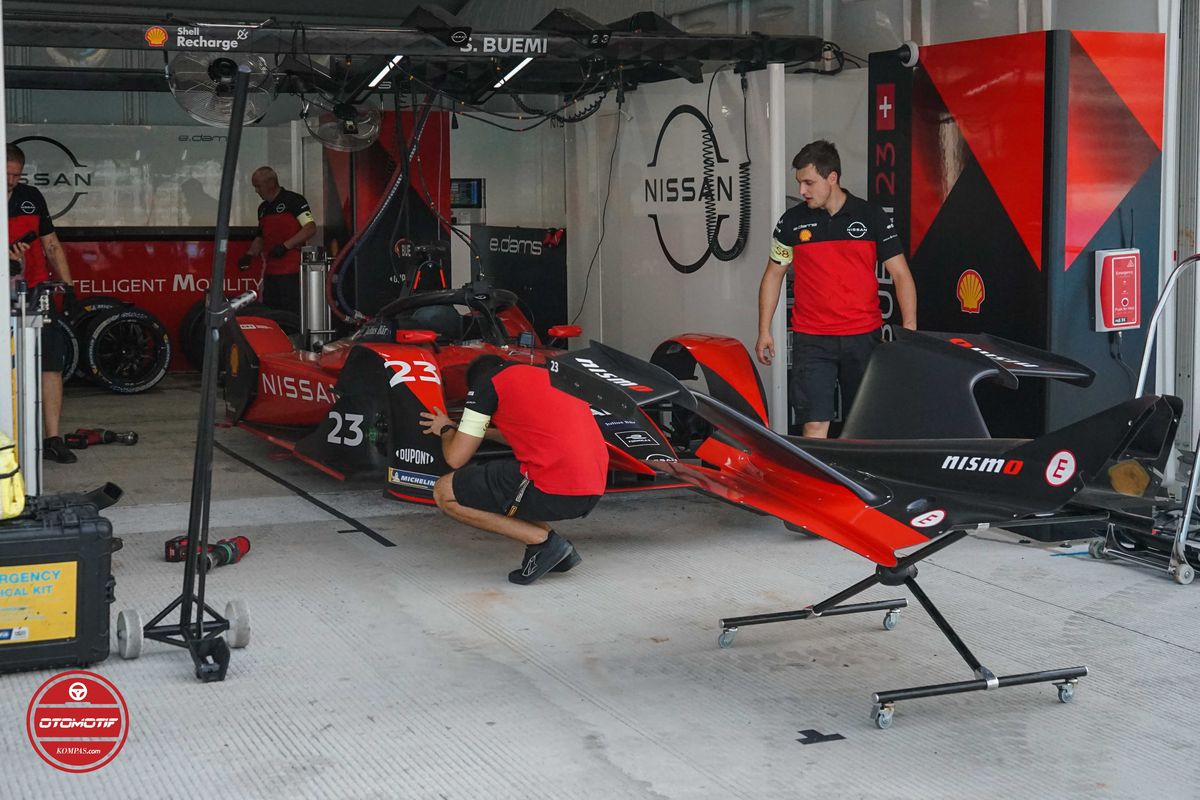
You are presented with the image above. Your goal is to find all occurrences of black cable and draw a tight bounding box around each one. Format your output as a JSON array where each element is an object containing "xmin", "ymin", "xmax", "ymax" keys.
[
  {"xmin": 1111, "ymin": 331, "xmax": 1138, "ymax": 391},
  {"xmin": 704, "ymin": 62, "xmax": 735, "ymax": 122},
  {"xmin": 571, "ymin": 103, "xmax": 622, "ymax": 325},
  {"xmin": 396, "ymin": 63, "xmax": 614, "ymax": 123}
]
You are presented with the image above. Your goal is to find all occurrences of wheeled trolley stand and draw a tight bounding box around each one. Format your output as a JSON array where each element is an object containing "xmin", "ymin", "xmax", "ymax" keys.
[
  {"xmin": 114, "ymin": 64, "xmax": 252, "ymax": 680},
  {"xmin": 719, "ymin": 520, "xmax": 1101, "ymax": 729}
]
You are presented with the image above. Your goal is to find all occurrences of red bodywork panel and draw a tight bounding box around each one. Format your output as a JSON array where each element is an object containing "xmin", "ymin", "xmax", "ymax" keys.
[
  {"xmin": 667, "ymin": 437, "xmax": 929, "ymax": 566},
  {"xmin": 665, "ymin": 334, "xmax": 768, "ymax": 425}
]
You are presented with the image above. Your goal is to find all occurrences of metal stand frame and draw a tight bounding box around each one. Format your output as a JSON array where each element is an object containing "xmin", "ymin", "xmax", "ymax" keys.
[
  {"xmin": 141, "ymin": 67, "xmax": 253, "ymax": 682},
  {"xmin": 719, "ymin": 531, "xmax": 1086, "ymax": 729},
  {"xmin": 11, "ymin": 283, "xmax": 44, "ymax": 496},
  {"xmin": 1091, "ymin": 252, "xmax": 1200, "ymax": 585}
]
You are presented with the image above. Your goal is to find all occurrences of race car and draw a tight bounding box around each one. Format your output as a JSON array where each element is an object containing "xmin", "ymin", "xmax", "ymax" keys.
[{"xmin": 222, "ymin": 281, "xmax": 714, "ymax": 502}]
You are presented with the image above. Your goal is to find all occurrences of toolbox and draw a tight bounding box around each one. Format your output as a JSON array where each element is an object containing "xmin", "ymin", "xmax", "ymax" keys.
[{"xmin": 0, "ymin": 492, "xmax": 116, "ymax": 674}]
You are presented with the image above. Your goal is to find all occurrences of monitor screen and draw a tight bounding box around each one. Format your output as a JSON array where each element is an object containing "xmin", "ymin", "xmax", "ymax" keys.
[{"xmin": 450, "ymin": 178, "xmax": 484, "ymax": 209}]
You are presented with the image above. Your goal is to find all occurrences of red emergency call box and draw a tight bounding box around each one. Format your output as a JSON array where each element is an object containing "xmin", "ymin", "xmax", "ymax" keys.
[{"xmin": 1094, "ymin": 248, "xmax": 1140, "ymax": 332}]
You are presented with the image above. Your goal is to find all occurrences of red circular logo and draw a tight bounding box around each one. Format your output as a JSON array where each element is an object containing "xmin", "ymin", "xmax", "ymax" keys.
[{"xmin": 26, "ymin": 671, "xmax": 129, "ymax": 772}]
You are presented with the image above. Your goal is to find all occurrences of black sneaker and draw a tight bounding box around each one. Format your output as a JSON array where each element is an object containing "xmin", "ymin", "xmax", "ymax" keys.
[
  {"xmin": 44, "ymin": 437, "xmax": 77, "ymax": 464},
  {"xmin": 551, "ymin": 550, "xmax": 582, "ymax": 573},
  {"xmin": 508, "ymin": 531, "xmax": 577, "ymax": 585}
]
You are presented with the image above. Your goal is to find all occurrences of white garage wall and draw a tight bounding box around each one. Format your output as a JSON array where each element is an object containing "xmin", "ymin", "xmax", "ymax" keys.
[
  {"xmin": 449, "ymin": 113, "xmax": 566, "ymax": 229},
  {"xmin": 563, "ymin": 70, "xmax": 867, "ymax": 360}
]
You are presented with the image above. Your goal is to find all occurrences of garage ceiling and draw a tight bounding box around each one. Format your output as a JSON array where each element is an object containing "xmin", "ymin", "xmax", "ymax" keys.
[{"xmin": 4, "ymin": 0, "xmax": 470, "ymax": 28}]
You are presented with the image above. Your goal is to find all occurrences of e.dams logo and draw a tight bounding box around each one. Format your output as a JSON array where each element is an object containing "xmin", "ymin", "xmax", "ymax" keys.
[
  {"xmin": 11, "ymin": 136, "xmax": 92, "ymax": 220},
  {"xmin": 644, "ymin": 104, "xmax": 750, "ymax": 274}
]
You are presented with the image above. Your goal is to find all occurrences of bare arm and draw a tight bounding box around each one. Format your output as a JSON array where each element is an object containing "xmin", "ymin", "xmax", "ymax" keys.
[
  {"xmin": 40, "ymin": 232, "xmax": 72, "ymax": 284},
  {"xmin": 755, "ymin": 260, "xmax": 788, "ymax": 365},
  {"xmin": 420, "ymin": 407, "xmax": 483, "ymax": 469},
  {"xmin": 882, "ymin": 254, "xmax": 917, "ymax": 330}
]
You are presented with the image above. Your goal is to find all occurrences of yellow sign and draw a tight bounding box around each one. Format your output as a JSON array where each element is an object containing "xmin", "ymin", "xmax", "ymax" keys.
[{"xmin": 0, "ymin": 561, "xmax": 77, "ymax": 644}]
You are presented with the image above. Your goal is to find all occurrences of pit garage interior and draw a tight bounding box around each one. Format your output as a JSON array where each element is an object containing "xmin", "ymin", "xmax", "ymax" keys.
[{"xmin": 3, "ymin": 1, "xmax": 1200, "ymax": 797}]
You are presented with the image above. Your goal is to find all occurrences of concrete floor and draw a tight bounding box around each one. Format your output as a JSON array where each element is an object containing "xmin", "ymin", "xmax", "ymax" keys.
[{"xmin": 4, "ymin": 374, "xmax": 1200, "ymax": 798}]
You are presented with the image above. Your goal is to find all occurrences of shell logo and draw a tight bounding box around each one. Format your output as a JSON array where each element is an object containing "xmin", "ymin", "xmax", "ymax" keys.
[
  {"xmin": 144, "ymin": 26, "xmax": 169, "ymax": 47},
  {"xmin": 957, "ymin": 269, "xmax": 985, "ymax": 313},
  {"xmin": 799, "ymin": 229, "xmax": 812, "ymax": 243}
]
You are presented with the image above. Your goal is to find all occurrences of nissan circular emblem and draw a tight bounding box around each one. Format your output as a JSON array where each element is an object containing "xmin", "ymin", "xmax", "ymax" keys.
[
  {"xmin": 20, "ymin": 201, "xmax": 36, "ymax": 215},
  {"xmin": 450, "ymin": 30, "xmax": 469, "ymax": 45},
  {"xmin": 275, "ymin": 203, "xmax": 286, "ymax": 213},
  {"xmin": 847, "ymin": 221, "xmax": 868, "ymax": 238}
]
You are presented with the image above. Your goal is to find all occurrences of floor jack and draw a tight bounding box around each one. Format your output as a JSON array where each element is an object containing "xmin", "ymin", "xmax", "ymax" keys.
[{"xmin": 113, "ymin": 65, "xmax": 253, "ymax": 681}]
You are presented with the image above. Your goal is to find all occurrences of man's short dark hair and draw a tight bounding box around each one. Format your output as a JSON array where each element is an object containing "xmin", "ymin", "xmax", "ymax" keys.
[
  {"xmin": 466, "ymin": 354, "xmax": 508, "ymax": 388},
  {"xmin": 792, "ymin": 140, "xmax": 840, "ymax": 179},
  {"xmin": 7, "ymin": 143, "xmax": 25, "ymax": 167}
]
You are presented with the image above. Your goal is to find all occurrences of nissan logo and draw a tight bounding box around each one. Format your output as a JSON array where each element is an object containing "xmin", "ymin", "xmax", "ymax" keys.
[
  {"xmin": 450, "ymin": 30, "xmax": 469, "ymax": 44},
  {"xmin": 847, "ymin": 221, "xmax": 868, "ymax": 238}
]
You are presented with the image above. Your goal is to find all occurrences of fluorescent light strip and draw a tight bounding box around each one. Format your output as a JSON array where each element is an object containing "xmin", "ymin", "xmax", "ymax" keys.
[
  {"xmin": 368, "ymin": 55, "xmax": 404, "ymax": 89},
  {"xmin": 493, "ymin": 57, "xmax": 534, "ymax": 89}
]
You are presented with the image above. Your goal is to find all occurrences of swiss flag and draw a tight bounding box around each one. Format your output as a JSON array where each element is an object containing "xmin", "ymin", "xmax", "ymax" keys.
[{"xmin": 876, "ymin": 83, "xmax": 896, "ymax": 131}]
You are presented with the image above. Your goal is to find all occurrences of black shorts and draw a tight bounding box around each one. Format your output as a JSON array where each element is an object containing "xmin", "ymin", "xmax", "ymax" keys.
[
  {"xmin": 41, "ymin": 317, "xmax": 70, "ymax": 374},
  {"xmin": 452, "ymin": 459, "xmax": 602, "ymax": 522},
  {"xmin": 789, "ymin": 330, "xmax": 880, "ymax": 424}
]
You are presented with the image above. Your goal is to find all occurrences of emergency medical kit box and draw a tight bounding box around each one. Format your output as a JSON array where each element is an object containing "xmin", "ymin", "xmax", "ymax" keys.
[{"xmin": 0, "ymin": 496, "xmax": 115, "ymax": 673}]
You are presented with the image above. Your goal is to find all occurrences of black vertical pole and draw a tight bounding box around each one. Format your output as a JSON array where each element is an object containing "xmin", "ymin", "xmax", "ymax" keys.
[{"xmin": 178, "ymin": 65, "xmax": 251, "ymax": 663}]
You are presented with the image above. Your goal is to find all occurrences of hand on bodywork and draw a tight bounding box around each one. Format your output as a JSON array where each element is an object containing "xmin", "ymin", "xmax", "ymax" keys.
[{"xmin": 420, "ymin": 407, "xmax": 486, "ymax": 469}]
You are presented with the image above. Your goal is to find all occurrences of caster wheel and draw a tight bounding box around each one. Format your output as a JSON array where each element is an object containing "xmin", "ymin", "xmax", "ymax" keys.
[
  {"xmin": 1087, "ymin": 539, "xmax": 1106, "ymax": 560},
  {"xmin": 1057, "ymin": 682, "xmax": 1075, "ymax": 703},
  {"xmin": 225, "ymin": 599, "xmax": 251, "ymax": 649},
  {"xmin": 1172, "ymin": 564, "xmax": 1195, "ymax": 586},
  {"xmin": 717, "ymin": 629, "xmax": 737, "ymax": 649},
  {"xmin": 116, "ymin": 609, "xmax": 143, "ymax": 660},
  {"xmin": 882, "ymin": 610, "xmax": 899, "ymax": 631},
  {"xmin": 873, "ymin": 705, "xmax": 894, "ymax": 729}
]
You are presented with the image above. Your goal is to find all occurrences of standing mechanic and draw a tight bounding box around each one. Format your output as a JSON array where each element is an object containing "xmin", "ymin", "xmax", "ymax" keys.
[
  {"xmin": 237, "ymin": 166, "xmax": 316, "ymax": 316},
  {"xmin": 420, "ymin": 354, "xmax": 607, "ymax": 585},
  {"xmin": 755, "ymin": 140, "xmax": 917, "ymax": 438},
  {"xmin": 7, "ymin": 143, "xmax": 76, "ymax": 464}
]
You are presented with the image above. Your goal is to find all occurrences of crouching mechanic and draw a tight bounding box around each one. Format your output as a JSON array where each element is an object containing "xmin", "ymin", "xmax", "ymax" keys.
[{"xmin": 419, "ymin": 354, "xmax": 608, "ymax": 585}]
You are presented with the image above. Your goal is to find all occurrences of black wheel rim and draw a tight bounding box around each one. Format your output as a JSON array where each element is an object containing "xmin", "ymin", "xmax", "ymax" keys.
[{"xmin": 94, "ymin": 320, "xmax": 161, "ymax": 382}]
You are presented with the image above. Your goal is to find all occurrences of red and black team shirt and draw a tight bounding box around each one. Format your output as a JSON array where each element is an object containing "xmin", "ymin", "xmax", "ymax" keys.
[
  {"xmin": 8, "ymin": 183, "xmax": 55, "ymax": 286},
  {"xmin": 769, "ymin": 191, "xmax": 904, "ymax": 336},
  {"xmin": 256, "ymin": 188, "xmax": 314, "ymax": 276},
  {"xmin": 465, "ymin": 364, "xmax": 608, "ymax": 496}
]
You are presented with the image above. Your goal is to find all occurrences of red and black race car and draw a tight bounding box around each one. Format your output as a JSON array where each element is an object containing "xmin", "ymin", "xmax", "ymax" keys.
[{"xmin": 222, "ymin": 281, "xmax": 724, "ymax": 502}]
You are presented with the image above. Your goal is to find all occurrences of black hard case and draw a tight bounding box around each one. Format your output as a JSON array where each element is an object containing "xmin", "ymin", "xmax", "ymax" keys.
[{"xmin": 0, "ymin": 496, "xmax": 115, "ymax": 674}]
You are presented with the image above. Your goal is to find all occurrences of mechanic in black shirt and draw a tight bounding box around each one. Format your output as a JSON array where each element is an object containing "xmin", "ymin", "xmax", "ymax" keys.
[
  {"xmin": 7, "ymin": 143, "xmax": 77, "ymax": 464},
  {"xmin": 237, "ymin": 167, "xmax": 316, "ymax": 316}
]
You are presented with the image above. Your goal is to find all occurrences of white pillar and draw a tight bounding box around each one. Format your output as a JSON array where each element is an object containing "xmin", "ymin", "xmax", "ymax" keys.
[
  {"xmin": 0, "ymin": 0, "xmax": 15, "ymax": 444},
  {"xmin": 767, "ymin": 62, "xmax": 788, "ymax": 434}
]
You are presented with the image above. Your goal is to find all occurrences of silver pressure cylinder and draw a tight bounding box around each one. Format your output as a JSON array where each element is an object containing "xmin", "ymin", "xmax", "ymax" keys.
[{"xmin": 299, "ymin": 245, "xmax": 334, "ymax": 348}]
